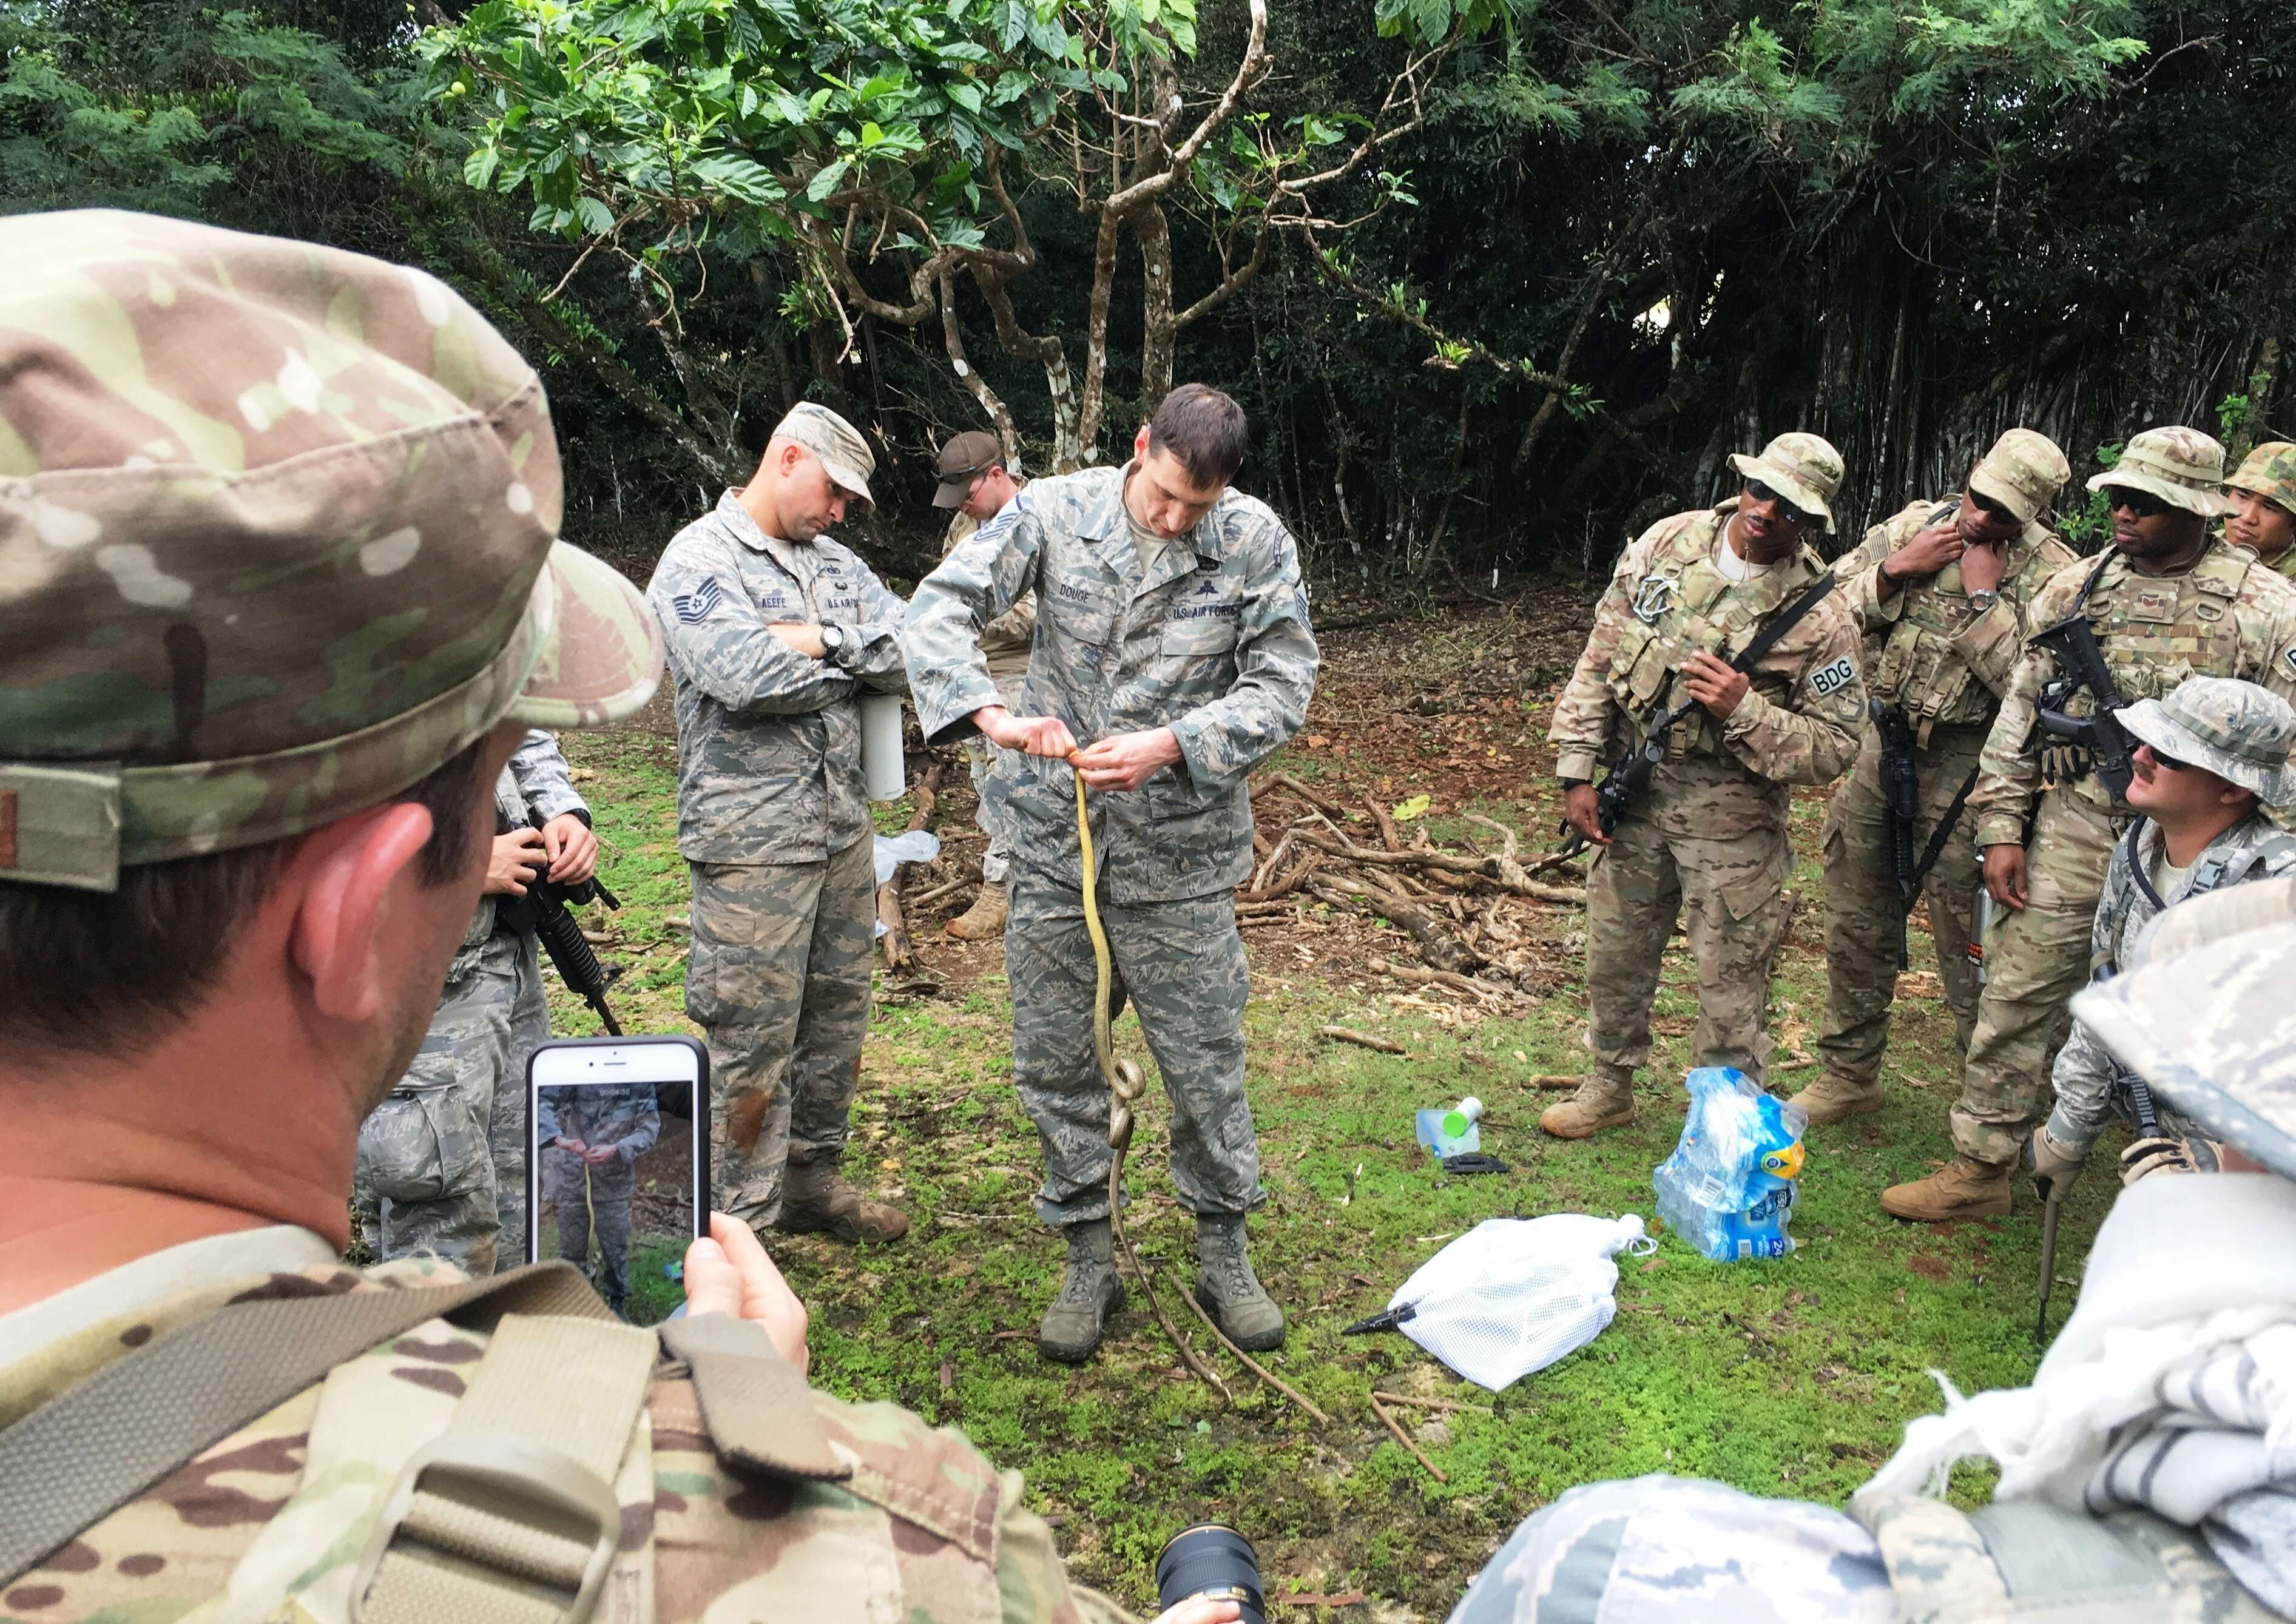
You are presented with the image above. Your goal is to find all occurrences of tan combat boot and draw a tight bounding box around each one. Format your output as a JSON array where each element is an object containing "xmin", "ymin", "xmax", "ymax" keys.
[
  {"xmin": 1788, "ymin": 1073, "xmax": 1886, "ymax": 1126},
  {"xmin": 1879, "ymin": 1156, "xmax": 2013, "ymax": 1222},
  {"xmin": 776, "ymin": 1157, "xmax": 912, "ymax": 1244},
  {"xmin": 1539, "ymin": 1066, "xmax": 1636, "ymax": 1140},
  {"xmin": 946, "ymin": 879, "xmax": 1008, "ymax": 940}
]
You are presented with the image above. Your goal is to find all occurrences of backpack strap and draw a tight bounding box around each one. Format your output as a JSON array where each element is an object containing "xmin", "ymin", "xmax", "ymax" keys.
[{"xmin": 0, "ymin": 1261, "xmax": 610, "ymax": 1588}]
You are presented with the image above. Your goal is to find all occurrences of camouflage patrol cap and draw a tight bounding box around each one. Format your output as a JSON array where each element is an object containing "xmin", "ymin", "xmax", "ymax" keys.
[
  {"xmin": 1727, "ymin": 432, "xmax": 1844, "ymax": 533},
  {"xmin": 2116, "ymin": 675, "xmax": 2296, "ymax": 804},
  {"xmin": 773, "ymin": 401, "xmax": 875, "ymax": 508},
  {"xmin": 2072, "ymin": 884, "xmax": 2296, "ymax": 1182},
  {"xmin": 2088, "ymin": 425, "xmax": 2237, "ymax": 519},
  {"xmin": 0, "ymin": 210, "xmax": 663, "ymax": 892},
  {"xmin": 1967, "ymin": 428, "xmax": 2071, "ymax": 525},
  {"xmin": 2226, "ymin": 440, "xmax": 2296, "ymax": 519}
]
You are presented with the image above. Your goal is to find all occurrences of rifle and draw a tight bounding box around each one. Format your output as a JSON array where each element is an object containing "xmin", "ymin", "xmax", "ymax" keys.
[
  {"xmin": 1559, "ymin": 569, "xmax": 1842, "ymax": 855},
  {"xmin": 496, "ymin": 823, "xmax": 626, "ymax": 1037},
  {"xmin": 1872, "ymin": 701, "xmax": 1922, "ymax": 968},
  {"xmin": 2027, "ymin": 551, "xmax": 2136, "ymax": 800}
]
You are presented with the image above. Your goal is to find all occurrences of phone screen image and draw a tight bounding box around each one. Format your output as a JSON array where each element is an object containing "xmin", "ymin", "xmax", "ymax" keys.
[{"xmin": 527, "ymin": 1036, "xmax": 708, "ymax": 1325}]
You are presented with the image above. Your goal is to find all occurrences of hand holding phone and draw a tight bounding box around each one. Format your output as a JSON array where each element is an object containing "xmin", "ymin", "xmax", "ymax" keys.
[{"xmin": 683, "ymin": 1215, "xmax": 810, "ymax": 1375}]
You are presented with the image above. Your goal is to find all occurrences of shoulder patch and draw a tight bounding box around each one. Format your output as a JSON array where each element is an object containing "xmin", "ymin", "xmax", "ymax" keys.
[
  {"xmin": 1808, "ymin": 655, "xmax": 1858, "ymax": 699},
  {"xmin": 2283, "ymin": 644, "xmax": 2296, "ymax": 682},
  {"xmin": 672, "ymin": 578, "xmax": 726, "ymax": 624}
]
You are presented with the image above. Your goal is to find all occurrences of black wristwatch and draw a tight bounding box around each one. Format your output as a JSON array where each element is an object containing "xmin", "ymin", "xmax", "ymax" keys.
[{"xmin": 819, "ymin": 622, "xmax": 849, "ymax": 666}]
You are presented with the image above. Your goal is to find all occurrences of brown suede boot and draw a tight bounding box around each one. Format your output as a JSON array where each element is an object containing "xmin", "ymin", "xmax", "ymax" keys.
[
  {"xmin": 1539, "ymin": 1067, "xmax": 1636, "ymax": 1139},
  {"xmin": 1788, "ymin": 1073, "xmax": 1886, "ymax": 1126},
  {"xmin": 775, "ymin": 1158, "xmax": 912, "ymax": 1244},
  {"xmin": 1880, "ymin": 1156, "xmax": 2013, "ymax": 1222},
  {"xmin": 946, "ymin": 879, "xmax": 1008, "ymax": 940}
]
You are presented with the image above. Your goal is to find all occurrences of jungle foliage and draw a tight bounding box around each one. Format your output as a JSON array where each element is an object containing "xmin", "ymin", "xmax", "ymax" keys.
[{"xmin": 4, "ymin": 0, "xmax": 2291, "ymax": 576}]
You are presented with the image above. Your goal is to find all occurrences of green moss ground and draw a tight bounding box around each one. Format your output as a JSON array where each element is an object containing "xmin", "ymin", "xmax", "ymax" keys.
[{"xmin": 544, "ymin": 716, "xmax": 2112, "ymax": 1620}]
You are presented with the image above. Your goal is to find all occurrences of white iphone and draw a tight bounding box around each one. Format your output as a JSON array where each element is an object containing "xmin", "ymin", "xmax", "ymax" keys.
[{"xmin": 525, "ymin": 1035, "xmax": 709, "ymax": 1325}]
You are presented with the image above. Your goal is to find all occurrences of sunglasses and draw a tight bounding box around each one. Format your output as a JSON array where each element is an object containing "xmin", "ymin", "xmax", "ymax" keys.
[
  {"xmin": 2139, "ymin": 742, "xmax": 2198, "ymax": 773},
  {"xmin": 1744, "ymin": 479, "xmax": 1814, "ymax": 527},
  {"xmin": 2106, "ymin": 486, "xmax": 2170, "ymax": 520},
  {"xmin": 1967, "ymin": 491, "xmax": 2016, "ymax": 525}
]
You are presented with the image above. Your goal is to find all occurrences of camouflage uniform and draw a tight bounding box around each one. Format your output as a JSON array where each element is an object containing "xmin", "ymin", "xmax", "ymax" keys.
[
  {"xmin": 903, "ymin": 466, "xmax": 1318, "ymax": 1225},
  {"xmin": 353, "ymin": 728, "xmax": 587, "ymax": 1272},
  {"xmin": 645, "ymin": 468, "xmax": 908, "ymax": 1230},
  {"xmin": 943, "ymin": 503, "xmax": 1036, "ymax": 886},
  {"xmin": 538, "ymin": 1082, "xmax": 661, "ymax": 1315},
  {"xmin": 1548, "ymin": 443, "xmax": 1866, "ymax": 1132},
  {"xmin": 1813, "ymin": 434, "xmax": 2077, "ymax": 1112},
  {"xmin": 2226, "ymin": 440, "xmax": 2296, "ymax": 580},
  {"xmin": 1946, "ymin": 430, "xmax": 2296, "ymax": 1172}
]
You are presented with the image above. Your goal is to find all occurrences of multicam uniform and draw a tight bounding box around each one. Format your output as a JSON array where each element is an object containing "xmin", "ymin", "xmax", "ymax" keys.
[
  {"xmin": 903, "ymin": 465, "xmax": 1317, "ymax": 1226},
  {"xmin": 646, "ymin": 492, "xmax": 908, "ymax": 1227},
  {"xmin": 353, "ymin": 729, "xmax": 587, "ymax": 1273},
  {"xmin": 1550, "ymin": 505, "xmax": 1866, "ymax": 1100},
  {"xmin": 1817, "ymin": 501, "xmax": 2075, "ymax": 1090},
  {"xmin": 0, "ymin": 1235, "xmax": 1134, "ymax": 1623},
  {"xmin": 1954, "ymin": 539, "xmax": 2296, "ymax": 1166},
  {"xmin": 943, "ymin": 504, "xmax": 1036, "ymax": 886},
  {"xmin": 538, "ymin": 1082, "xmax": 661, "ymax": 1315}
]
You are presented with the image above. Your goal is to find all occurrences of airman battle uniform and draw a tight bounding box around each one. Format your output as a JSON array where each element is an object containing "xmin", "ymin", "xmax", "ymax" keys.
[
  {"xmin": 1895, "ymin": 428, "xmax": 2296, "ymax": 1218},
  {"xmin": 1807, "ymin": 435, "xmax": 2077, "ymax": 1124},
  {"xmin": 904, "ymin": 460, "xmax": 1317, "ymax": 1357},
  {"xmin": 1546, "ymin": 438, "xmax": 1866, "ymax": 1138}
]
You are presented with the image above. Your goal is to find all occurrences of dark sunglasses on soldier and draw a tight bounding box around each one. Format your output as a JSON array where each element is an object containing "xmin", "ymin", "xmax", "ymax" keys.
[
  {"xmin": 2139, "ymin": 743, "xmax": 2198, "ymax": 773},
  {"xmin": 1967, "ymin": 491, "xmax": 2016, "ymax": 525},
  {"xmin": 1744, "ymin": 479, "xmax": 1814, "ymax": 527},
  {"xmin": 2107, "ymin": 485, "xmax": 2170, "ymax": 520}
]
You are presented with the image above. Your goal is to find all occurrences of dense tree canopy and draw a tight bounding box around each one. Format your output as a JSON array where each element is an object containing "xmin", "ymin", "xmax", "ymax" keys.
[{"xmin": 4, "ymin": 0, "xmax": 2289, "ymax": 577}]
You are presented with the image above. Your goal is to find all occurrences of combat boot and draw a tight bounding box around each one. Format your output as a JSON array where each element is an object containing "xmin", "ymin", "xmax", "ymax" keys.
[
  {"xmin": 1789, "ymin": 1073, "xmax": 1886, "ymax": 1126},
  {"xmin": 775, "ymin": 1157, "xmax": 912, "ymax": 1244},
  {"xmin": 1539, "ymin": 1066, "xmax": 1636, "ymax": 1139},
  {"xmin": 1880, "ymin": 1156, "xmax": 2013, "ymax": 1222},
  {"xmin": 1038, "ymin": 1219, "xmax": 1123, "ymax": 1362},
  {"xmin": 1193, "ymin": 1213, "xmax": 1285, "ymax": 1352},
  {"xmin": 946, "ymin": 880, "xmax": 1008, "ymax": 940}
]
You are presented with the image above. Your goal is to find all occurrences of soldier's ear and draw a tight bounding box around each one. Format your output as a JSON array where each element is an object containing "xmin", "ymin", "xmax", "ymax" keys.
[{"xmin": 289, "ymin": 803, "xmax": 438, "ymax": 1025}]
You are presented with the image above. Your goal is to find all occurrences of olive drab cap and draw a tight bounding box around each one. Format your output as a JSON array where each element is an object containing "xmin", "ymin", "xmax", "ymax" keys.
[
  {"xmin": 2116, "ymin": 675, "xmax": 2296, "ymax": 805},
  {"xmin": 774, "ymin": 400, "xmax": 876, "ymax": 508},
  {"xmin": 1968, "ymin": 427, "xmax": 2071, "ymax": 525},
  {"xmin": 2227, "ymin": 440, "xmax": 2296, "ymax": 520},
  {"xmin": 2072, "ymin": 880, "xmax": 2296, "ymax": 1182},
  {"xmin": 2087, "ymin": 425, "xmax": 2238, "ymax": 518},
  {"xmin": 0, "ymin": 209, "xmax": 663, "ymax": 892},
  {"xmin": 1727, "ymin": 432, "xmax": 1845, "ymax": 533}
]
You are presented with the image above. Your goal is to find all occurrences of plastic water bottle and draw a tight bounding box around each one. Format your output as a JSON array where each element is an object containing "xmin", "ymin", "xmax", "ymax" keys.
[
  {"xmin": 1652, "ymin": 1068, "xmax": 1806, "ymax": 1260},
  {"xmin": 1414, "ymin": 1096, "xmax": 1483, "ymax": 1157}
]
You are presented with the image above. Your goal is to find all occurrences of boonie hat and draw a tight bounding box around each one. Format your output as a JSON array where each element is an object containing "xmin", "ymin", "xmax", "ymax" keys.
[
  {"xmin": 2226, "ymin": 441, "xmax": 2296, "ymax": 521},
  {"xmin": 2073, "ymin": 880, "xmax": 2296, "ymax": 1182},
  {"xmin": 2116, "ymin": 675, "xmax": 2296, "ymax": 806},
  {"xmin": 1727, "ymin": 432, "xmax": 1844, "ymax": 534},
  {"xmin": 2088, "ymin": 425, "xmax": 2237, "ymax": 519},
  {"xmin": 775, "ymin": 401, "xmax": 876, "ymax": 508},
  {"xmin": 1968, "ymin": 428, "xmax": 2071, "ymax": 525},
  {"xmin": 0, "ymin": 209, "xmax": 663, "ymax": 891},
  {"xmin": 933, "ymin": 430, "xmax": 1002, "ymax": 508}
]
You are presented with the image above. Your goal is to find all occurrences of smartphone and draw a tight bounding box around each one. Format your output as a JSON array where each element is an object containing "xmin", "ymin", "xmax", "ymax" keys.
[{"xmin": 526, "ymin": 1034, "xmax": 709, "ymax": 1326}]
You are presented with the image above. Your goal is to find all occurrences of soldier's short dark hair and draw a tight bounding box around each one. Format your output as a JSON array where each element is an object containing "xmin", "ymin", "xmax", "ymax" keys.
[
  {"xmin": 1147, "ymin": 383, "xmax": 1249, "ymax": 487},
  {"xmin": 0, "ymin": 738, "xmax": 491, "ymax": 1059}
]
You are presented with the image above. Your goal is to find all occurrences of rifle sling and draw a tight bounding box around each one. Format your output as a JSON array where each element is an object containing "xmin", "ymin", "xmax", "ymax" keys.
[
  {"xmin": 1904, "ymin": 760, "xmax": 1982, "ymax": 898},
  {"xmin": 1641, "ymin": 567, "xmax": 1843, "ymax": 743}
]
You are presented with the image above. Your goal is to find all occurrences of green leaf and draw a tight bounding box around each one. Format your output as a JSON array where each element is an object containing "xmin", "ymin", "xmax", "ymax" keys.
[
  {"xmin": 570, "ymin": 194, "xmax": 613, "ymax": 235},
  {"xmin": 947, "ymin": 79, "xmax": 983, "ymax": 113},
  {"xmin": 806, "ymin": 157, "xmax": 851, "ymax": 200},
  {"xmin": 463, "ymin": 141, "xmax": 501, "ymax": 190},
  {"xmin": 1391, "ymin": 794, "xmax": 1431, "ymax": 822}
]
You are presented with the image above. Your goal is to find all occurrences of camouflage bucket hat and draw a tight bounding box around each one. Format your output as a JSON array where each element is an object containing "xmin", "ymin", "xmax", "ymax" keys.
[
  {"xmin": 2116, "ymin": 676, "xmax": 2296, "ymax": 804},
  {"xmin": 2226, "ymin": 440, "xmax": 2296, "ymax": 519},
  {"xmin": 1727, "ymin": 432, "xmax": 1844, "ymax": 534},
  {"xmin": 775, "ymin": 400, "xmax": 876, "ymax": 508},
  {"xmin": 2087, "ymin": 425, "xmax": 2237, "ymax": 519},
  {"xmin": 0, "ymin": 209, "xmax": 663, "ymax": 892},
  {"xmin": 1967, "ymin": 427, "xmax": 2071, "ymax": 525},
  {"xmin": 2072, "ymin": 886, "xmax": 2296, "ymax": 1182},
  {"xmin": 933, "ymin": 430, "xmax": 1001, "ymax": 508}
]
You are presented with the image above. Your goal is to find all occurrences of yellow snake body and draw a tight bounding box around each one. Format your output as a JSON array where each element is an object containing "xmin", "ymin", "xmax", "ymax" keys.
[{"xmin": 1074, "ymin": 772, "xmax": 1147, "ymax": 1153}]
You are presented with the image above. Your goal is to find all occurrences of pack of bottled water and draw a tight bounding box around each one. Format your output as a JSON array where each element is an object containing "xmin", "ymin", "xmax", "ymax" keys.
[{"xmin": 1652, "ymin": 1066, "xmax": 1808, "ymax": 1261}]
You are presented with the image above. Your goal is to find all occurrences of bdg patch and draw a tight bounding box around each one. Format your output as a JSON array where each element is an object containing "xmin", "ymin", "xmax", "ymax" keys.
[{"xmin": 1808, "ymin": 655, "xmax": 1857, "ymax": 698}]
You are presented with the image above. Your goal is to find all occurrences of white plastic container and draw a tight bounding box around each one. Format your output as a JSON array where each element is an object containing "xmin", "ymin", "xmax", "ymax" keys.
[{"xmin": 859, "ymin": 692, "xmax": 907, "ymax": 802}]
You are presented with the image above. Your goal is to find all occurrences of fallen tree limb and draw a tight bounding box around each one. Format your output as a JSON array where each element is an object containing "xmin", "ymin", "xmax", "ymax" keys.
[
  {"xmin": 1369, "ymin": 1393, "xmax": 1448, "ymax": 1482},
  {"xmin": 1308, "ymin": 875, "xmax": 1481, "ymax": 972},
  {"xmin": 1364, "ymin": 791, "xmax": 1402, "ymax": 852},
  {"xmin": 1171, "ymin": 1268, "xmax": 1331, "ymax": 1423},
  {"xmin": 1378, "ymin": 956, "xmax": 1504, "ymax": 1002},
  {"xmin": 1320, "ymin": 1025, "xmax": 1406, "ymax": 1054},
  {"xmin": 1253, "ymin": 771, "xmax": 1355, "ymax": 824},
  {"xmin": 876, "ymin": 757, "xmax": 945, "ymax": 971},
  {"xmin": 1295, "ymin": 832, "xmax": 1584, "ymax": 903},
  {"xmin": 908, "ymin": 875, "xmax": 972, "ymax": 913}
]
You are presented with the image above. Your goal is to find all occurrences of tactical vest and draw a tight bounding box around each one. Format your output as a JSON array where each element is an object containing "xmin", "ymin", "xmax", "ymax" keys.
[
  {"xmin": 1870, "ymin": 505, "xmax": 2056, "ymax": 737},
  {"xmin": 1859, "ymin": 1493, "xmax": 2277, "ymax": 1623},
  {"xmin": 2092, "ymin": 817, "xmax": 2296, "ymax": 977},
  {"xmin": 1601, "ymin": 509, "xmax": 1827, "ymax": 759}
]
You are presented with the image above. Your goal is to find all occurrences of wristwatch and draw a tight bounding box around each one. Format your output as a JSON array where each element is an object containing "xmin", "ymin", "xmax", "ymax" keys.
[
  {"xmin": 819, "ymin": 622, "xmax": 849, "ymax": 665},
  {"xmin": 1967, "ymin": 589, "xmax": 2000, "ymax": 613}
]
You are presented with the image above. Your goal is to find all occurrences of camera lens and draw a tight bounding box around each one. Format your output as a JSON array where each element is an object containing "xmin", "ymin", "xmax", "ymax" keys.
[{"xmin": 1155, "ymin": 1523, "xmax": 1263, "ymax": 1624}]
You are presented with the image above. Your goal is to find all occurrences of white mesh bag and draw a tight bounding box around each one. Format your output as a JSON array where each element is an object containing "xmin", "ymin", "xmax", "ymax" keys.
[{"xmin": 1388, "ymin": 1214, "xmax": 1652, "ymax": 1390}]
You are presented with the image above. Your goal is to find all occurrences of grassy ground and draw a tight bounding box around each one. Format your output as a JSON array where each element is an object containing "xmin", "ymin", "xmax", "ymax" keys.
[{"xmin": 541, "ymin": 602, "xmax": 2117, "ymax": 1620}]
